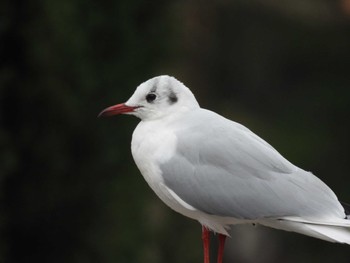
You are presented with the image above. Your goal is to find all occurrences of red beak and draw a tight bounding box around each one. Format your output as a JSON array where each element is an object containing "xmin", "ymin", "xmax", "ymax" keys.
[{"xmin": 98, "ymin": 103, "xmax": 138, "ymax": 117}]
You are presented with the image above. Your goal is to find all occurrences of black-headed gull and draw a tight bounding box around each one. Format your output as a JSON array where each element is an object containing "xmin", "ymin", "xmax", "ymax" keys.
[{"xmin": 99, "ymin": 75, "xmax": 350, "ymax": 263}]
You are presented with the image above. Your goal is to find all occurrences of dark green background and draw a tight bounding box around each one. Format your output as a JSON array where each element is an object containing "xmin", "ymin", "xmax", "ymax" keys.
[{"xmin": 1, "ymin": 0, "xmax": 350, "ymax": 262}]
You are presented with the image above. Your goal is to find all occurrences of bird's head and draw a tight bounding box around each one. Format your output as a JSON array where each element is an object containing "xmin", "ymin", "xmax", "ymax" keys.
[{"xmin": 99, "ymin": 75, "xmax": 200, "ymax": 121}]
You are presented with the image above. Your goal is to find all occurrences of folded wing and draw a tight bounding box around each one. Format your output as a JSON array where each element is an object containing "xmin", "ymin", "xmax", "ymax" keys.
[{"xmin": 160, "ymin": 109, "xmax": 345, "ymax": 220}]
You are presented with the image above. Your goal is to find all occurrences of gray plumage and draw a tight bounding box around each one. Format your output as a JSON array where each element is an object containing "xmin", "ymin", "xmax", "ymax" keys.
[{"xmin": 160, "ymin": 109, "xmax": 345, "ymax": 220}]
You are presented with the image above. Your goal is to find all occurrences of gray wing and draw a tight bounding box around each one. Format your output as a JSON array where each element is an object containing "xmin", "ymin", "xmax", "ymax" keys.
[{"xmin": 160, "ymin": 109, "xmax": 345, "ymax": 220}]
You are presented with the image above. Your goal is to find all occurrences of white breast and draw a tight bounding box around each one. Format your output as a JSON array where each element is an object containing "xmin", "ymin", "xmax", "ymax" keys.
[
  {"xmin": 131, "ymin": 121, "xmax": 176, "ymax": 184},
  {"xmin": 131, "ymin": 121, "xmax": 198, "ymax": 215}
]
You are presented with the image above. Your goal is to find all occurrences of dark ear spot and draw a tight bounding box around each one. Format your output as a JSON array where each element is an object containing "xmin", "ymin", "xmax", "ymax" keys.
[{"xmin": 168, "ymin": 91, "xmax": 178, "ymax": 104}]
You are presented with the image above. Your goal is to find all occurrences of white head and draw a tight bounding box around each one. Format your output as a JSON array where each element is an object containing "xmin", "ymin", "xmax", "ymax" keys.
[{"xmin": 99, "ymin": 75, "xmax": 200, "ymax": 121}]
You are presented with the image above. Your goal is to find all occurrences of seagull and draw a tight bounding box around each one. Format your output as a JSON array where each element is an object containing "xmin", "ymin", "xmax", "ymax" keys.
[{"xmin": 99, "ymin": 75, "xmax": 350, "ymax": 263}]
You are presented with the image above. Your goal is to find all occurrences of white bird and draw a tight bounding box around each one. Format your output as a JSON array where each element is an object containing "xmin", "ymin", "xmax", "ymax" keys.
[{"xmin": 99, "ymin": 75, "xmax": 350, "ymax": 263}]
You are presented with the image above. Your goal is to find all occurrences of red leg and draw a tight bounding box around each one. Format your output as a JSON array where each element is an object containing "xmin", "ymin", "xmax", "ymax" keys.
[
  {"xmin": 202, "ymin": 226, "xmax": 210, "ymax": 263},
  {"xmin": 217, "ymin": 234, "xmax": 226, "ymax": 263}
]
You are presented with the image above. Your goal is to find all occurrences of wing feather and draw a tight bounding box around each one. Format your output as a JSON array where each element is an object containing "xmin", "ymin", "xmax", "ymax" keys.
[{"xmin": 160, "ymin": 109, "xmax": 344, "ymax": 220}]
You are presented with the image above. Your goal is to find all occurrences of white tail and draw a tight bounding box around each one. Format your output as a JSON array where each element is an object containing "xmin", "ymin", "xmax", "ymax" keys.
[{"xmin": 259, "ymin": 217, "xmax": 350, "ymax": 244}]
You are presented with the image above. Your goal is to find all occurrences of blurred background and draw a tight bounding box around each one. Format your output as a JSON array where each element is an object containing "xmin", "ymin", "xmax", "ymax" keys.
[{"xmin": 1, "ymin": 0, "xmax": 350, "ymax": 262}]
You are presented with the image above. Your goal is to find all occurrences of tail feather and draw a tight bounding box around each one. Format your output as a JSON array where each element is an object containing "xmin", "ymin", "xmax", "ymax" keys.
[
  {"xmin": 259, "ymin": 218, "xmax": 350, "ymax": 244},
  {"xmin": 301, "ymin": 223, "xmax": 350, "ymax": 244}
]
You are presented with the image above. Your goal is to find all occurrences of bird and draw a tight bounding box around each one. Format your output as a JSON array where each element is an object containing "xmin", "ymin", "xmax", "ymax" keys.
[{"xmin": 99, "ymin": 75, "xmax": 350, "ymax": 263}]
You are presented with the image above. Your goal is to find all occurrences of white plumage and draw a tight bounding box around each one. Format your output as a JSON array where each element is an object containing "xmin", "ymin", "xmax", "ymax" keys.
[{"xmin": 99, "ymin": 75, "xmax": 350, "ymax": 262}]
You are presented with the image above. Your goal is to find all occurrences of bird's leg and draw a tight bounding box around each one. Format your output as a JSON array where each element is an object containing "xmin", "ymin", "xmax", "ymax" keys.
[
  {"xmin": 217, "ymin": 234, "xmax": 226, "ymax": 263},
  {"xmin": 202, "ymin": 226, "xmax": 210, "ymax": 263}
]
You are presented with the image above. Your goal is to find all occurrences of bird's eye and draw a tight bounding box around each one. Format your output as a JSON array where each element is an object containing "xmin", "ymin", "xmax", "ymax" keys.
[{"xmin": 146, "ymin": 93, "xmax": 157, "ymax": 103}]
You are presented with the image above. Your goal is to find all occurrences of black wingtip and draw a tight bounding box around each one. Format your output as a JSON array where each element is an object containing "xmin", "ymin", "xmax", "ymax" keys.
[{"xmin": 341, "ymin": 201, "xmax": 350, "ymax": 219}]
